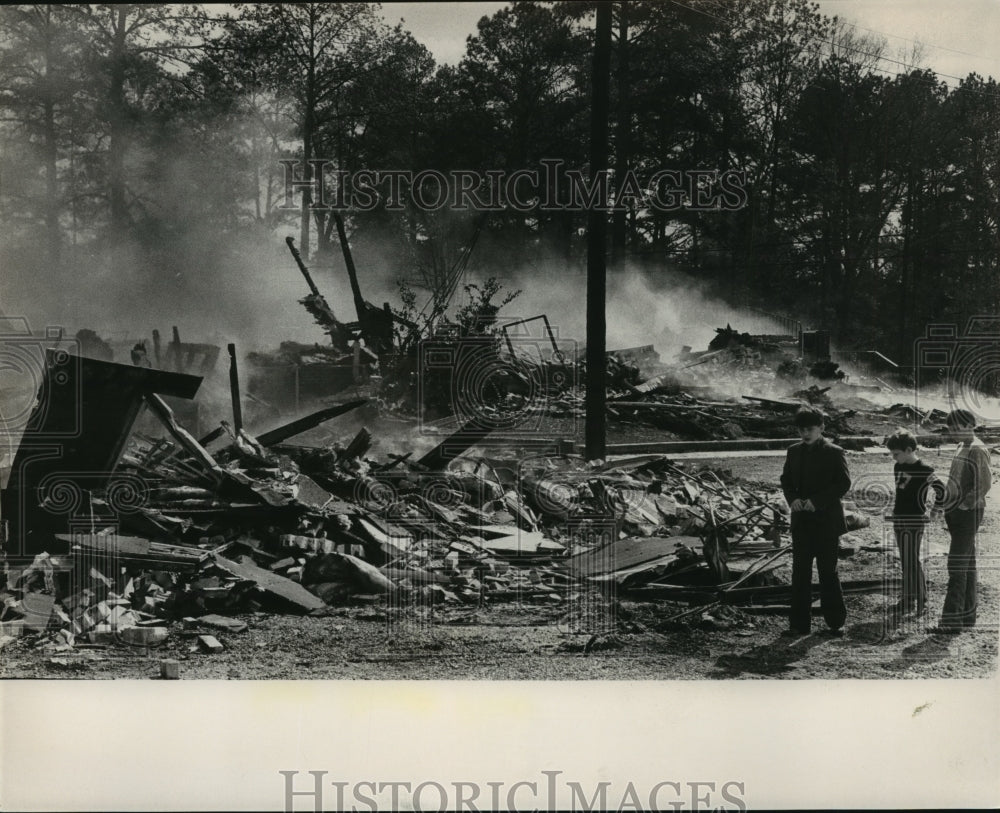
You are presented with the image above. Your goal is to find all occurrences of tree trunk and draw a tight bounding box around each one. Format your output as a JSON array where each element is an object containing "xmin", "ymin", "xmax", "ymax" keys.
[
  {"xmin": 108, "ymin": 5, "xmax": 129, "ymax": 237},
  {"xmin": 299, "ymin": 102, "xmax": 313, "ymax": 258},
  {"xmin": 611, "ymin": 2, "xmax": 629, "ymax": 269},
  {"xmin": 42, "ymin": 6, "xmax": 59, "ymax": 265},
  {"xmin": 900, "ymin": 172, "xmax": 913, "ymax": 346},
  {"xmin": 299, "ymin": 11, "xmax": 317, "ymax": 259}
]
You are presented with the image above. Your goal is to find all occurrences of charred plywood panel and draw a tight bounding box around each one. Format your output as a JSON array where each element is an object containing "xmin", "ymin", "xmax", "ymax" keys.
[{"xmin": 2, "ymin": 350, "xmax": 202, "ymax": 554}]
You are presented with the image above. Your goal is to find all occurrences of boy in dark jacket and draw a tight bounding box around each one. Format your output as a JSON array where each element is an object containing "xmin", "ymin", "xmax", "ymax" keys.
[
  {"xmin": 885, "ymin": 429, "xmax": 944, "ymax": 616},
  {"xmin": 780, "ymin": 407, "xmax": 852, "ymax": 636}
]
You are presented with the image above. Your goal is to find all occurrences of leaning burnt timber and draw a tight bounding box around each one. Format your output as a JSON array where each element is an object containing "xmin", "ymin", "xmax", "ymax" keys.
[
  {"xmin": 238, "ymin": 239, "xmax": 363, "ymax": 415},
  {"xmin": 254, "ymin": 400, "xmax": 368, "ymax": 447},
  {"xmin": 254, "ymin": 233, "xmax": 412, "ymax": 416},
  {"xmin": 285, "ymin": 214, "xmax": 415, "ymax": 362},
  {"xmin": 332, "ymin": 213, "xmax": 399, "ymax": 356},
  {"xmin": 285, "ymin": 235, "xmax": 352, "ymax": 350},
  {"xmin": 414, "ymin": 416, "xmax": 501, "ymax": 471}
]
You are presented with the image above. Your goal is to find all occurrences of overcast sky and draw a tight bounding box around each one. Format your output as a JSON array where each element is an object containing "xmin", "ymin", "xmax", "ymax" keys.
[{"xmin": 380, "ymin": 0, "xmax": 1000, "ymax": 86}]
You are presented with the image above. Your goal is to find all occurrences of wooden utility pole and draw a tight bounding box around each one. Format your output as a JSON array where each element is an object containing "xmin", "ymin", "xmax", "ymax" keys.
[{"xmin": 585, "ymin": 2, "xmax": 612, "ymax": 461}]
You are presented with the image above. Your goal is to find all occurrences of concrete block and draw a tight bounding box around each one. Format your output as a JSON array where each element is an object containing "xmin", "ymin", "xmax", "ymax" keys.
[
  {"xmin": 88, "ymin": 625, "xmax": 116, "ymax": 645},
  {"xmin": 198, "ymin": 635, "xmax": 224, "ymax": 653},
  {"xmin": 120, "ymin": 627, "xmax": 168, "ymax": 646},
  {"xmin": 106, "ymin": 605, "xmax": 136, "ymax": 629}
]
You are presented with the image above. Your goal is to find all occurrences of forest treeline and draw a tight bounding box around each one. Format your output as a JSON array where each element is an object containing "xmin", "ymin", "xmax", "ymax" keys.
[{"xmin": 1, "ymin": 2, "xmax": 997, "ymax": 360}]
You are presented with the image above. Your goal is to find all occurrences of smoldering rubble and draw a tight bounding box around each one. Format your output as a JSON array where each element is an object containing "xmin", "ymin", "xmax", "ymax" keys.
[
  {"xmin": 4, "ymin": 236, "xmax": 991, "ymax": 671},
  {"xmin": 5, "ymin": 319, "xmax": 925, "ymax": 672}
]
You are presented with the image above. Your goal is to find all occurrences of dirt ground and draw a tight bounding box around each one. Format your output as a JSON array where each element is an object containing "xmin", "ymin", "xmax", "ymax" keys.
[{"xmin": 3, "ymin": 443, "xmax": 996, "ymax": 681}]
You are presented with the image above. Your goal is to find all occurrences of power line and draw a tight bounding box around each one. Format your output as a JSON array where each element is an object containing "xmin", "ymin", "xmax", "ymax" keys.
[
  {"xmin": 669, "ymin": 0, "xmax": 1000, "ymax": 101},
  {"xmin": 702, "ymin": 0, "xmax": 1000, "ymax": 95},
  {"xmin": 835, "ymin": 19, "xmax": 1000, "ymax": 66}
]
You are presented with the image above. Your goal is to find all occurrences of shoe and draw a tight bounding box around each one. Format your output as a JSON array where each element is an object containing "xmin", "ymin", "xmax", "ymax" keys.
[
  {"xmin": 820, "ymin": 627, "xmax": 844, "ymax": 637},
  {"xmin": 780, "ymin": 628, "xmax": 809, "ymax": 637},
  {"xmin": 928, "ymin": 625, "xmax": 961, "ymax": 635}
]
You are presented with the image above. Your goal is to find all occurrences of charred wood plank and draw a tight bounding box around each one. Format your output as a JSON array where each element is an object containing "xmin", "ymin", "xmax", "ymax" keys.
[
  {"xmin": 415, "ymin": 417, "xmax": 499, "ymax": 471},
  {"xmin": 197, "ymin": 426, "xmax": 226, "ymax": 446},
  {"xmin": 212, "ymin": 552, "xmax": 325, "ymax": 612},
  {"xmin": 741, "ymin": 395, "xmax": 800, "ymax": 411},
  {"xmin": 255, "ymin": 399, "xmax": 367, "ymax": 447},
  {"xmin": 143, "ymin": 393, "xmax": 225, "ymax": 486}
]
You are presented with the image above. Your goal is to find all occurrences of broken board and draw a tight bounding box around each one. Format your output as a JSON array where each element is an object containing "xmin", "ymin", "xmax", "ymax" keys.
[
  {"xmin": 568, "ymin": 535, "xmax": 700, "ymax": 578},
  {"xmin": 212, "ymin": 553, "xmax": 325, "ymax": 612}
]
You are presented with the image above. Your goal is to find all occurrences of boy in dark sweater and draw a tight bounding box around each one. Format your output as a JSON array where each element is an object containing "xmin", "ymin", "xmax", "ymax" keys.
[{"xmin": 885, "ymin": 429, "xmax": 945, "ymax": 615}]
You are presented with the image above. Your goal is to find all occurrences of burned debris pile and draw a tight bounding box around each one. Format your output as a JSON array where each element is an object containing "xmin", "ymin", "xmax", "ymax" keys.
[
  {"xmin": 578, "ymin": 326, "xmax": 859, "ymax": 440},
  {"xmin": 1, "ymin": 347, "xmax": 868, "ymax": 659},
  {"xmin": 0, "ymin": 229, "xmax": 933, "ymax": 668},
  {"xmin": 537, "ymin": 327, "xmax": 974, "ymax": 441},
  {"xmin": 578, "ymin": 323, "xmax": 954, "ymax": 443}
]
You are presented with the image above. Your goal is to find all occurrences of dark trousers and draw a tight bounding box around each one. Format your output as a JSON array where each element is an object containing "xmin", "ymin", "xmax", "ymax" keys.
[
  {"xmin": 941, "ymin": 508, "xmax": 983, "ymax": 628},
  {"xmin": 790, "ymin": 529, "xmax": 846, "ymax": 632},
  {"xmin": 893, "ymin": 522, "xmax": 927, "ymax": 609}
]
